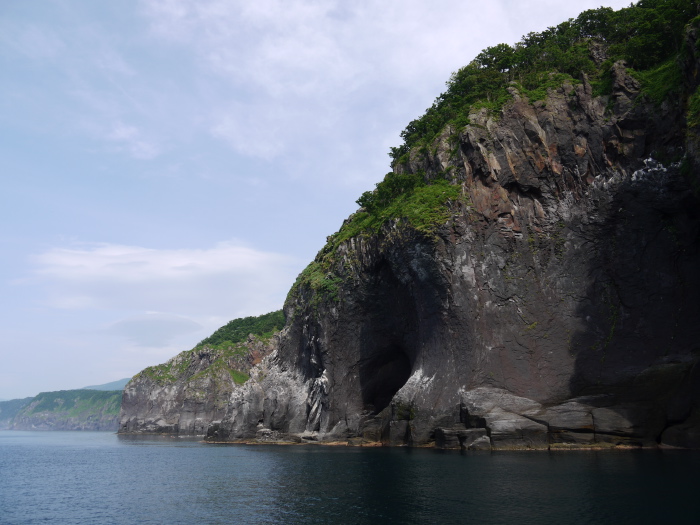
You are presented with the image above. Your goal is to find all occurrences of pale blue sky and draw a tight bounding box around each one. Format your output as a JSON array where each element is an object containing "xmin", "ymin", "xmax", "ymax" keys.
[{"xmin": 0, "ymin": 0, "xmax": 631, "ymax": 399}]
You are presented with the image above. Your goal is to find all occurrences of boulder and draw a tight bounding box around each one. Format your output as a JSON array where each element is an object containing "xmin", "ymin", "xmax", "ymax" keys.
[
  {"xmin": 435, "ymin": 427, "xmax": 489, "ymax": 449},
  {"xmin": 483, "ymin": 408, "xmax": 549, "ymax": 450}
]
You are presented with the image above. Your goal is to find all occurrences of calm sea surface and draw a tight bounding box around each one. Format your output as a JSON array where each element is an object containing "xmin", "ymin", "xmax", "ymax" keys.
[{"xmin": 0, "ymin": 431, "xmax": 698, "ymax": 524}]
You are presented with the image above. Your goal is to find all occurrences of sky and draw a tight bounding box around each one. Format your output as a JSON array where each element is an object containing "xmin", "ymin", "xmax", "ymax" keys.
[{"xmin": 0, "ymin": 0, "xmax": 633, "ymax": 400}]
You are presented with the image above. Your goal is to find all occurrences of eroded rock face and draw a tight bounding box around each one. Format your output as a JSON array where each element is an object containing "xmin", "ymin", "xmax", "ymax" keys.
[
  {"xmin": 119, "ymin": 335, "xmax": 277, "ymax": 436},
  {"xmin": 121, "ymin": 60, "xmax": 700, "ymax": 449},
  {"xmin": 207, "ymin": 62, "xmax": 699, "ymax": 449}
]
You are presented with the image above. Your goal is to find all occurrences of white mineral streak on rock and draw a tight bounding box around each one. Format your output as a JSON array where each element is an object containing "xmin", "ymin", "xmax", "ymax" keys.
[{"xmin": 394, "ymin": 368, "xmax": 435, "ymax": 403}]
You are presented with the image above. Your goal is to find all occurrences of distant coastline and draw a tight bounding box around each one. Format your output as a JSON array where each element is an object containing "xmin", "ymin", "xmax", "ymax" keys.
[{"xmin": 0, "ymin": 380, "xmax": 128, "ymax": 431}]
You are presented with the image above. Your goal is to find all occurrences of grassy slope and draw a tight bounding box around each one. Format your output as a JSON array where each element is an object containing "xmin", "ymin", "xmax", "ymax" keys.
[
  {"xmin": 21, "ymin": 390, "xmax": 122, "ymax": 417},
  {"xmin": 0, "ymin": 397, "xmax": 34, "ymax": 423},
  {"xmin": 2, "ymin": 390, "xmax": 122, "ymax": 429},
  {"xmin": 136, "ymin": 310, "xmax": 285, "ymax": 386},
  {"xmin": 198, "ymin": 310, "xmax": 285, "ymax": 347}
]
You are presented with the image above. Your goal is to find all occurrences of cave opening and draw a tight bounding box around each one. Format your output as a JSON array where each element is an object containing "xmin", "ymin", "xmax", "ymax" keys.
[{"xmin": 359, "ymin": 345, "xmax": 412, "ymax": 415}]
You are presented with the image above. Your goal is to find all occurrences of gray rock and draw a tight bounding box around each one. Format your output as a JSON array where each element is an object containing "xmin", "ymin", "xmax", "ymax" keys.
[
  {"xmin": 483, "ymin": 408, "xmax": 549, "ymax": 450},
  {"xmin": 435, "ymin": 427, "xmax": 488, "ymax": 449},
  {"xmin": 591, "ymin": 406, "xmax": 666, "ymax": 446},
  {"xmin": 544, "ymin": 402, "xmax": 594, "ymax": 432},
  {"xmin": 549, "ymin": 430, "xmax": 596, "ymax": 446},
  {"xmin": 434, "ymin": 427, "xmax": 462, "ymax": 449},
  {"xmin": 119, "ymin": 335, "xmax": 277, "ymax": 436},
  {"xmin": 592, "ymin": 407, "xmax": 644, "ymax": 436},
  {"xmin": 467, "ymin": 436, "xmax": 492, "ymax": 451},
  {"xmin": 461, "ymin": 387, "xmax": 543, "ymax": 417}
]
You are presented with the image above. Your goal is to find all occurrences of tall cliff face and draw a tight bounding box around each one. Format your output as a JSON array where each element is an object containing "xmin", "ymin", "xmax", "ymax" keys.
[
  {"xmin": 201, "ymin": 60, "xmax": 700, "ymax": 449},
  {"xmin": 121, "ymin": 9, "xmax": 700, "ymax": 449}
]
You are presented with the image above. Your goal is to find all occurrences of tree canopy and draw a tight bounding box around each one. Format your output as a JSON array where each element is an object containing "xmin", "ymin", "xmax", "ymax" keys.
[
  {"xmin": 389, "ymin": 0, "xmax": 700, "ymax": 163},
  {"xmin": 197, "ymin": 310, "xmax": 285, "ymax": 347}
]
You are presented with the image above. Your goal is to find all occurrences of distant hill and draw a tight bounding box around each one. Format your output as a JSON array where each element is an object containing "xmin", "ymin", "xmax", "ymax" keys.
[
  {"xmin": 0, "ymin": 397, "xmax": 34, "ymax": 429},
  {"xmin": 197, "ymin": 310, "xmax": 284, "ymax": 347},
  {"xmin": 1, "ymin": 390, "xmax": 121, "ymax": 431},
  {"xmin": 81, "ymin": 378, "xmax": 131, "ymax": 391}
]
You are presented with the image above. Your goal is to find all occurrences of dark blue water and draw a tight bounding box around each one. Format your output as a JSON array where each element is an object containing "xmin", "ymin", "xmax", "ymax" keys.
[{"xmin": 0, "ymin": 431, "xmax": 698, "ymax": 524}]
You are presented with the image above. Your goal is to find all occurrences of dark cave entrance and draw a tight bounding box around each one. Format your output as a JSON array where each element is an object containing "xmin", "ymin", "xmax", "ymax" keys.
[{"xmin": 359, "ymin": 345, "xmax": 412, "ymax": 415}]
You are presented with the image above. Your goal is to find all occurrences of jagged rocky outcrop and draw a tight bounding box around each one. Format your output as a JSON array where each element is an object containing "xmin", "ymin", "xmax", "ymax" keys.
[
  {"xmin": 121, "ymin": 55, "xmax": 700, "ymax": 449},
  {"xmin": 120, "ymin": 334, "xmax": 277, "ymax": 435}
]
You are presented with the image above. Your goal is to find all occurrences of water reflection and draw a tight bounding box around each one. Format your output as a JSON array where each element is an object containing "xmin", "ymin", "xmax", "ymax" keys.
[
  {"xmin": 1, "ymin": 432, "xmax": 698, "ymax": 524},
  {"xmin": 244, "ymin": 447, "xmax": 700, "ymax": 525}
]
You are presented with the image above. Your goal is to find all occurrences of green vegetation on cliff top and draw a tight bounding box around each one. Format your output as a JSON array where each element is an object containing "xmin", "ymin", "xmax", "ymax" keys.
[
  {"xmin": 23, "ymin": 390, "xmax": 122, "ymax": 417},
  {"xmin": 137, "ymin": 311, "xmax": 284, "ymax": 386},
  {"xmin": 289, "ymin": 0, "xmax": 700, "ymax": 305},
  {"xmin": 0, "ymin": 390, "xmax": 121, "ymax": 430},
  {"xmin": 287, "ymin": 178, "xmax": 461, "ymax": 304},
  {"xmin": 138, "ymin": 344, "xmax": 249, "ymax": 386},
  {"xmin": 197, "ymin": 310, "xmax": 285, "ymax": 347},
  {"xmin": 391, "ymin": 0, "xmax": 699, "ymax": 161}
]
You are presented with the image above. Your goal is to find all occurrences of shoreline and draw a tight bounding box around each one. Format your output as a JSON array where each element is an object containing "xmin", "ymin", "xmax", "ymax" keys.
[{"xmin": 115, "ymin": 432, "xmax": 695, "ymax": 451}]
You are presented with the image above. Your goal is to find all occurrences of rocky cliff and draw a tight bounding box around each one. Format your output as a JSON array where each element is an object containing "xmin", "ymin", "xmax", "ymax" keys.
[
  {"xmin": 121, "ymin": 3, "xmax": 700, "ymax": 449},
  {"xmin": 120, "ymin": 334, "xmax": 277, "ymax": 435}
]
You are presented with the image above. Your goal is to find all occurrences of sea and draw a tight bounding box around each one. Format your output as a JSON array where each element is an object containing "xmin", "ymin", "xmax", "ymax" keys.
[{"xmin": 0, "ymin": 431, "xmax": 698, "ymax": 525}]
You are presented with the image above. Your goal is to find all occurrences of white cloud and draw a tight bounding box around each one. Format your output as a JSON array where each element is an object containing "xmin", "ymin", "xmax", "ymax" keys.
[
  {"xmin": 4, "ymin": 239, "xmax": 301, "ymax": 395},
  {"xmin": 28, "ymin": 241, "xmax": 301, "ymax": 318}
]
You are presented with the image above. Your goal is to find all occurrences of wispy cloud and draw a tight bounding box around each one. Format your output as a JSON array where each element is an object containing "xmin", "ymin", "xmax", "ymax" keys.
[
  {"xmin": 2, "ymin": 0, "xmax": 633, "ymax": 186},
  {"xmin": 139, "ymin": 0, "xmax": 495, "ymax": 166},
  {"xmin": 135, "ymin": 0, "xmax": 631, "ymax": 184},
  {"xmin": 28, "ymin": 241, "xmax": 301, "ymax": 317}
]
